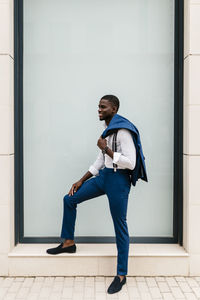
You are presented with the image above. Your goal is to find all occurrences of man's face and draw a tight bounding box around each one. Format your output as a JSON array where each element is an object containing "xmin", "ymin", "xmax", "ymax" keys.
[{"xmin": 98, "ymin": 99, "xmax": 116, "ymax": 121}]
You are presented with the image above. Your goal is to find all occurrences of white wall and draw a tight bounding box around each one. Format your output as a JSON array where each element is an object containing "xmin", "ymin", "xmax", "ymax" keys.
[
  {"xmin": 0, "ymin": 0, "xmax": 14, "ymax": 275},
  {"xmin": 183, "ymin": 0, "xmax": 200, "ymax": 275}
]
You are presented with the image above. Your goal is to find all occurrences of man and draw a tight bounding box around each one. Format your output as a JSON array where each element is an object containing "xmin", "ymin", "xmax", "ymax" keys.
[{"xmin": 47, "ymin": 95, "xmax": 140, "ymax": 294}]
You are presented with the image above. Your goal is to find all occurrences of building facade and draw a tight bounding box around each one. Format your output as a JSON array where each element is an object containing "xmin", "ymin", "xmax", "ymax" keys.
[{"xmin": 0, "ymin": 0, "xmax": 200, "ymax": 276}]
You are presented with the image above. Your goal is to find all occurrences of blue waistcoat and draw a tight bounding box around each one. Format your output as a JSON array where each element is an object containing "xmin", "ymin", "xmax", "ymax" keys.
[{"xmin": 101, "ymin": 113, "xmax": 148, "ymax": 186}]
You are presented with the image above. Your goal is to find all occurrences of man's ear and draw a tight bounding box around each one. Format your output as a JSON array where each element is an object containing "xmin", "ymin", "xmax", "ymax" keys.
[{"xmin": 113, "ymin": 105, "xmax": 117, "ymax": 113}]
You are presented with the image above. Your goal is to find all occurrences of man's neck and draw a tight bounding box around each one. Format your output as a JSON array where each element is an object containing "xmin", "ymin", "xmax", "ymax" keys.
[{"xmin": 105, "ymin": 114, "xmax": 115, "ymax": 126}]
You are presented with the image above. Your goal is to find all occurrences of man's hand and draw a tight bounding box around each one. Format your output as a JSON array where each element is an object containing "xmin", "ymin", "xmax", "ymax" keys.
[
  {"xmin": 68, "ymin": 180, "xmax": 83, "ymax": 196},
  {"xmin": 97, "ymin": 136, "xmax": 107, "ymax": 150}
]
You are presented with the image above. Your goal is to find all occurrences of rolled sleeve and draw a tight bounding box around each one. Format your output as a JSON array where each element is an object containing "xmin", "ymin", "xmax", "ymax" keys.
[
  {"xmin": 114, "ymin": 129, "xmax": 136, "ymax": 170},
  {"xmin": 113, "ymin": 152, "xmax": 122, "ymax": 164},
  {"xmin": 89, "ymin": 165, "xmax": 99, "ymax": 176},
  {"xmin": 89, "ymin": 150, "xmax": 105, "ymax": 176}
]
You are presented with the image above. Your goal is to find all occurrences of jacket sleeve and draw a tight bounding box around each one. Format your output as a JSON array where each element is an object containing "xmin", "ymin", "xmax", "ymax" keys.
[
  {"xmin": 89, "ymin": 150, "xmax": 105, "ymax": 176},
  {"xmin": 113, "ymin": 129, "xmax": 136, "ymax": 170}
]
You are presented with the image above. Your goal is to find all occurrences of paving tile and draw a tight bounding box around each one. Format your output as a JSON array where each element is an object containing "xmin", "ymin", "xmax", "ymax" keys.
[
  {"xmin": 162, "ymin": 293, "xmax": 175, "ymax": 300},
  {"xmin": 2, "ymin": 278, "xmax": 14, "ymax": 288},
  {"xmin": 38, "ymin": 287, "xmax": 51, "ymax": 299},
  {"xmin": 34, "ymin": 277, "xmax": 44, "ymax": 283},
  {"xmin": 16, "ymin": 287, "xmax": 30, "ymax": 298},
  {"xmin": 62, "ymin": 287, "xmax": 73, "ymax": 298},
  {"xmin": 55, "ymin": 277, "xmax": 64, "ymax": 282},
  {"xmin": 165, "ymin": 277, "xmax": 179, "ymax": 287},
  {"xmin": 8, "ymin": 282, "xmax": 22, "ymax": 293},
  {"xmin": 107, "ymin": 292, "xmax": 119, "ymax": 299},
  {"xmin": 175, "ymin": 277, "xmax": 186, "ymax": 282},
  {"xmin": 178, "ymin": 281, "xmax": 192, "ymax": 293},
  {"xmin": 95, "ymin": 277, "xmax": 105, "ymax": 282},
  {"xmin": 4, "ymin": 293, "xmax": 16, "ymax": 300},
  {"xmin": 127, "ymin": 277, "xmax": 136, "ymax": 286},
  {"xmin": 121, "ymin": 285, "xmax": 128, "ymax": 293},
  {"xmin": 30, "ymin": 282, "xmax": 43, "ymax": 293},
  {"xmin": 137, "ymin": 281, "xmax": 149, "ymax": 292},
  {"xmin": 52, "ymin": 281, "xmax": 63, "ymax": 293},
  {"xmin": 105, "ymin": 277, "xmax": 113, "ymax": 285},
  {"xmin": 118, "ymin": 293, "xmax": 129, "ymax": 300},
  {"xmin": 186, "ymin": 278, "xmax": 199, "ymax": 287},
  {"xmin": 136, "ymin": 277, "xmax": 145, "ymax": 282},
  {"xmin": 85, "ymin": 277, "xmax": 94, "ymax": 286},
  {"xmin": 72, "ymin": 292, "xmax": 83, "ymax": 300},
  {"xmin": 0, "ymin": 287, "xmax": 8, "ymax": 299},
  {"xmin": 184, "ymin": 292, "xmax": 198, "ymax": 299},
  {"xmin": 84, "ymin": 286, "xmax": 95, "ymax": 298},
  {"xmin": 26, "ymin": 293, "xmax": 39, "ymax": 300},
  {"xmin": 64, "ymin": 277, "xmax": 74, "ymax": 287},
  {"xmin": 73, "ymin": 283, "xmax": 84, "ymax": 293},
  {"xmin": 3, "ymin": 293, "xmax": 16, "ymax": 300},
  {"xmin": 74, "ymin": 281, "xmax": 84, "ymax": 286},
  {"xmin": 74, "ymin": 277, "xmax": 84, "ymax": 282},
  {"xmin": 170, "ymin": 287, "xmax": 185, "ymax": 298},
  {"xmin": 106, "ymin": 292, "xmax": 119, "ymax": 300},
  {"xmin": 14, "ymin": 278, "xmax": 25, "ymax": 282},
  {"xmin": 95, "ymin": 282, "xmax": 106, "ymax": 292},
  {"xmin": 157, "ymin": 282, "xmax": 170, "ymax": 293},
  {"xmin": 191, "ymin": 287, "xmax": 200, "ymax": 297},
  {"xmin": 155, "ymin": 277, "xmax": 165, "ymax": 282},
  {"xmin": 95, "ymin": 293, "xmax": 106, "ymax": 300},
  {"xmin": 43, "ymin": 277, "xmax": 54, "ymax": 287},
  {"xmin": 22, "ymin": 278, "xmax": 34, "ymax": 287},
  {"xmin": 1, "ymin": 276, "xmax": 200, "ymax": 300},
  {"xmin": 146, "ymin": 278, "xmax": 157, "ymax": 287},
  {"xmin": 149, "ymin": 287, "xmax": 162, "ymax": 298},
  {"xmin": 127, "ymin": 286, "xmax": 140, "ymax": 298},
  {"xmin": 140, "ymin": 292, "xmax": 152, "ymax": 300},
  {"xmin": 49, "ymin": 292, "xmax": 62, "ymax": 300}
]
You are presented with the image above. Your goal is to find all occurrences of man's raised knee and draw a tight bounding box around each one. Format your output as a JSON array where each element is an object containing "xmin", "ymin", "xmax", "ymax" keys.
[{"xmin": 63, "ymin": 194, "xmax": 76, "ymax": 208}]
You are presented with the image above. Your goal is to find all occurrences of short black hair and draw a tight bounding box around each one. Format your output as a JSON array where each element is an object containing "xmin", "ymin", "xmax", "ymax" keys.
[{"xmin": 100, "ymin": 95, "xmax": 120, "ymax": 112}]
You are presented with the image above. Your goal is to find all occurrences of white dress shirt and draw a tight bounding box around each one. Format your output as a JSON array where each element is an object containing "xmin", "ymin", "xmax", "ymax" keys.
[{"xmin": 89, "ymin": 124, "xmax": 136, "ymax": 176}]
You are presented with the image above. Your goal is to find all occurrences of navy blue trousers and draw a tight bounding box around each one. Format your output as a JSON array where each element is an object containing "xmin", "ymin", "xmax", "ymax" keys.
[{"xmin": 61, "ymin": 167, "xmax": 131, "ymax": 275}]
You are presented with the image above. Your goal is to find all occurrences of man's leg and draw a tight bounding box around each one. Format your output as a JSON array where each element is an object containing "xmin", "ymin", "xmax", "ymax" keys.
[
  {"xmin": 106, "ymin": 171, "xmax": 131, "ymax": 277},
  {"xmin": 61, "ymin": 175, "xmax": 105, "ymax": 243}
]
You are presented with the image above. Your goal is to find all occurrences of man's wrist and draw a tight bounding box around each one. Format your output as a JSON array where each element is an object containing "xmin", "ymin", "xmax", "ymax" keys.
[
  {"xmin": 79, "ymin": 171, "xmax": 93, "ymax": 184},
  {"xmin": 102, "ymin": 146, "xmax": 109, "ymax": 154},
  {"xmin": 104, "ymin": 147, "xmax": 114, "ymax": 159}
]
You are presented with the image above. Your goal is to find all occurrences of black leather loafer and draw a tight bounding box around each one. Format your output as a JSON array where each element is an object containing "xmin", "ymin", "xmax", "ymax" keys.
[
  {"xmin": 46, "ymin": 243, "xmax": 76, "ymax": 255},
  {"xmin": 107, "ymin": 275, "xmax": 126, "ymax": 294}
]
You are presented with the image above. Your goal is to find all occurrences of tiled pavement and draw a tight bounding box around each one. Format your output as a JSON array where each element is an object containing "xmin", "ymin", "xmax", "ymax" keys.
[{"xmin": 1, "ymin": 276, "xmax": 200, "ymax": 300}]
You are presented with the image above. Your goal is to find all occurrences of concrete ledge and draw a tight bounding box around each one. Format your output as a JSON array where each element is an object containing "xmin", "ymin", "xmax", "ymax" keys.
[{"xmin": 7, "ymin": 243, "xmax": 189, "ymax": 276}]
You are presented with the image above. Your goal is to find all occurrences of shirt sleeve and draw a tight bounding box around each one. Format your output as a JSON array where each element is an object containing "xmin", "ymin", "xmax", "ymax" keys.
[
  {"xmin": 89, "ymin": 150, "xmax": 105, "ymax": 176},
  {"xmin": 113, "ymin": 129, "xmax": 136, "ymax": 170}
]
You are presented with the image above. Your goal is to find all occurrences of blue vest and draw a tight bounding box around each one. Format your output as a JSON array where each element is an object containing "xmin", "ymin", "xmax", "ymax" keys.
[{"xmin": 101, "ymin": 114, "xmax": 148, "ymax": 186}]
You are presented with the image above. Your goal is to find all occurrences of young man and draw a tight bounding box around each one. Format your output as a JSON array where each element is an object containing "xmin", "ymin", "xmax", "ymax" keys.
[{"xmin": 47, "ymin": 95, "xmax": 137, "ymax": 294}]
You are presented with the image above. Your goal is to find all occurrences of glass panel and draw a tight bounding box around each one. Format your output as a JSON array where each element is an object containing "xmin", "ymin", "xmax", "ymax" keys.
[{"xmin": 24, "ymin": 0, "xmax": 174, "ymax": 237}]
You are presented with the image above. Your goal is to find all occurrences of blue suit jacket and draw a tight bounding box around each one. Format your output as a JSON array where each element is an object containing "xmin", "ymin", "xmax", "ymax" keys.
[{"xmin": 101, "ymin": 114, "xmax": 148, "ymax": 186}]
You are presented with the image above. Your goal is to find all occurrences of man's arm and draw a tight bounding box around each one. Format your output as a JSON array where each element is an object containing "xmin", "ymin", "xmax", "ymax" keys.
[
  {"xmin": 112, "ymin": 129, "xmax": 136, "ymax": 169},
  {"xmin": 97, "ymin": 130, "xmax": 136, "ymax": 170},
  {"xmin": 68, "ymin": 171, "xmax": 93, "ymax": 196},
  {"xmin": 68, "ymin": 151, "xmax": 105, "ymax": 196}
]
